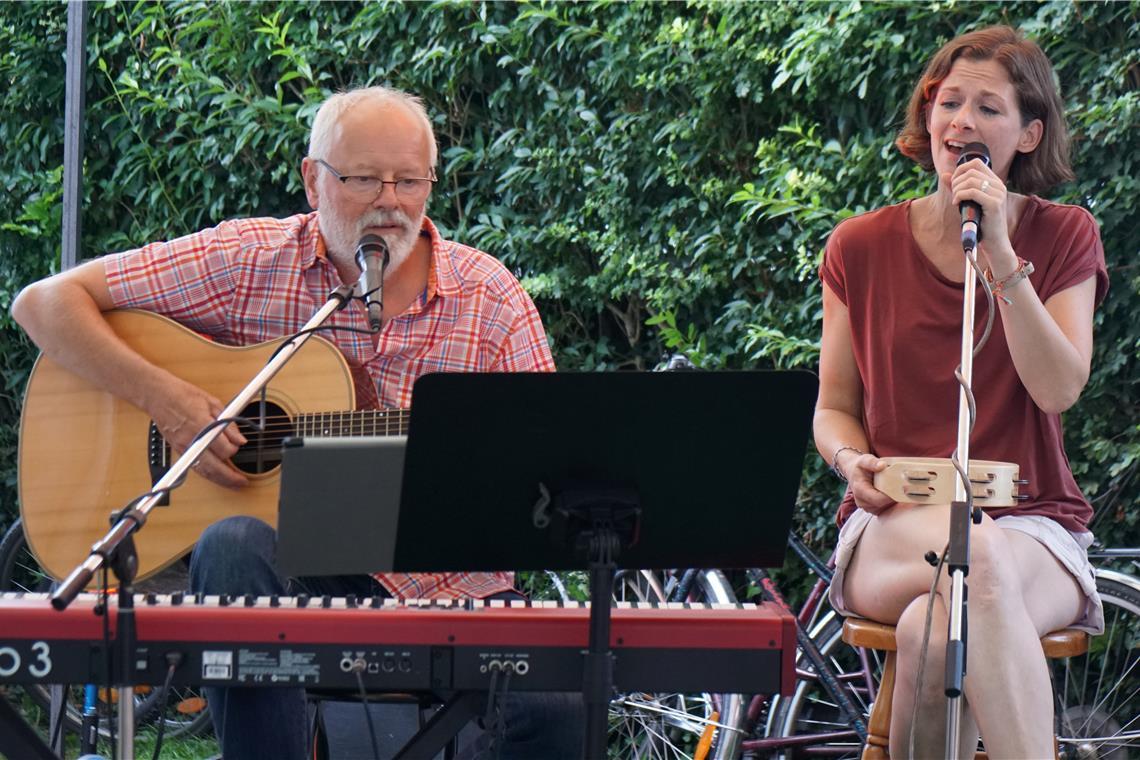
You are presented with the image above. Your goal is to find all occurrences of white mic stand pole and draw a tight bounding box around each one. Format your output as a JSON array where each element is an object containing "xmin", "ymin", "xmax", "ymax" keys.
[
  {"xmin": 944, "ymin": 241, "xmax": 987, "ymax": 759},
  {"xmin": 51, "ymin": 284, "xmax": 357, "ymax": 760}
]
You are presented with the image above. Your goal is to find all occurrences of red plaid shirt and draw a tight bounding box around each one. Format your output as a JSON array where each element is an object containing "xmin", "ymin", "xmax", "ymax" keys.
[{"xmin": 105, "ymin": 212, "xmax": 555, "ymax": 599}]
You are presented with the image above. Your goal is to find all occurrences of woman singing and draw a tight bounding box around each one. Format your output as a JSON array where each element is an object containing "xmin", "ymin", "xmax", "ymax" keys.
[{"xmin": 814, "ymin": 25, "xmax": 1108, "ymax": 758}]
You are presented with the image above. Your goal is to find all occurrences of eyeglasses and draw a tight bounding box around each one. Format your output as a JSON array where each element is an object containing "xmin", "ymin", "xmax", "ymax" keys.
[{"xmin": 314, "ymin": 158, "xmax": 436, "ymax": 202}]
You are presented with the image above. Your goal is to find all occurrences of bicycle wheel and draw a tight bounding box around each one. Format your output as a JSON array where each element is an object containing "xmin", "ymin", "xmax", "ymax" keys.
[
  {"xmin": 608, "ymin": 569, "xmax": 747, "ymax": 760},
  {"xmin": 1054, "ymin": 572, "xmax": 1140, "ymax": 759},
  {"xmin": 0, "ymin": 518, "xmax": 213, "ymax": 741},
  {"xmin": 764, "ymin": 610, "xmax": 881, "ymax": 759},
  {"xmin": 0, "ymin": 516, "xmax": 52, "ymax": 592}
]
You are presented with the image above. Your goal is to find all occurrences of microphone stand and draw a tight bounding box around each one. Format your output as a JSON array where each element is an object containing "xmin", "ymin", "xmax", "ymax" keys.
[
  {"xmin": 944, "ymin": 240, "xmax": 986, "ymax": 758},
  {"xmin": 50, "ymin": 283, "xmax": 357, "ymax": 760}
]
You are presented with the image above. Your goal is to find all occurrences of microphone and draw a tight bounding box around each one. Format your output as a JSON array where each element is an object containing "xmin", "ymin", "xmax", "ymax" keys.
[
  {"xmin": 355, "ymin": 234, "xmax": 390, "ymax": 331},
  {"xmin": 957, "ymin": 142, "xmax": 991, "ymax": 252}
]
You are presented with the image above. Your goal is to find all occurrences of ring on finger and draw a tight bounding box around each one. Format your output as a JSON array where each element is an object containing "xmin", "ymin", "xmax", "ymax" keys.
[{"xmin": 981, "ymin": 179, "xmax": 990, "ymax": 192}]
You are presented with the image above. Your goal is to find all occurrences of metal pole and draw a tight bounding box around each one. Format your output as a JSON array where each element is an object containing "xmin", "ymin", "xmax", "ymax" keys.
[
  {"xmin": 50, "ymin": 7, "xmax": 89, "ymax": 753},
  {"xmin": 945, "ymin": 246, "xmax": 979, "ymax": 759},
  {"xmin": 62, "ymin": 0, "xmax": 88, "ymax": 271}
]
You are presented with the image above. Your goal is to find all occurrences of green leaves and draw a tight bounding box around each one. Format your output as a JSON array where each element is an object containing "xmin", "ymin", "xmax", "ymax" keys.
[{"xmin": 0, "ymin": 0, "xmax": 1136, "ymax": 546}]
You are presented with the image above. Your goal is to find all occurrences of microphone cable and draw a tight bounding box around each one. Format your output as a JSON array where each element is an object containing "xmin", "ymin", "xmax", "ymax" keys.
[
  {"xmin": 350, "ymin": 664, "xmax": 382, "ymax": 760},
  {"xmin": 909, "ymin": 545, "xmax": 949, "ymax": 760},
  {"xmin": 149, "ymin": 652, "xmax": 183, "ymax": 760}
]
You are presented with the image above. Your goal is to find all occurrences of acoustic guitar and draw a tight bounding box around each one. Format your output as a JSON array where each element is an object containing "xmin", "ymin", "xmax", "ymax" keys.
[{"xmin": 18, "ymin": 309, "xmax": 408, "ymax": 583}]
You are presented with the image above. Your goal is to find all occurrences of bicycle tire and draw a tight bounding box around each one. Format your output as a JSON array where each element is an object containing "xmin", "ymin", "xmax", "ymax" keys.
[
  {"xmin": 608, "ymin": 569, "xmax": 746, "ymax": 760},
  {"xmin": 764, "ymin": 610, "xmax": 882, "ymax": 759},
  {"xmin": 1054, "ymin": 572, "xmax": 1140, "ymax": 759},
  {"xmin": 0, "ymin": 518, "xmax": 213, "ymax": 741},
  {"xmin": 0, "ymin": 517, "xmax": 51, "ymax": 593}
]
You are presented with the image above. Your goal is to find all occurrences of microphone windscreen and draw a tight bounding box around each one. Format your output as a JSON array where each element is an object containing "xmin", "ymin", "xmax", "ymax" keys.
[
  {"xmin": 357, "ymin": 234, "xmax": 387, "ymax": 250},
  {"xmin": 956, "ymin": 142, "xmax": 991, "ymax": 168}
]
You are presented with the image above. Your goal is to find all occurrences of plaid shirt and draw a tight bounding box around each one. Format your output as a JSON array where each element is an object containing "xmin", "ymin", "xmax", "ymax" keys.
[{"xmin": 105, "ymin": 212, "xmax": 555, "ymax": 599}]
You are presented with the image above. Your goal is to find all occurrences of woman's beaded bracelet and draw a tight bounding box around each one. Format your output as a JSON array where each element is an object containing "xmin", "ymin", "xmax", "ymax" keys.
[
  {"xmin": 986, "ymin": 256, "xmax": 1035, "ymax": 305},
  {"xmin": 830, "ymin": 445, "xmax": 865, "ymax": 483}
]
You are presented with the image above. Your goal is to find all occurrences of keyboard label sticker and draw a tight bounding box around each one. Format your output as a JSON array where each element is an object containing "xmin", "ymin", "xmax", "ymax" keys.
[
  {"xmin": 236, "ymin": 648, "xmax": 320, "ymax": 684},
  {"xmin": 203, "ymin": 650, "xmax": 234, "ymax": 680}
]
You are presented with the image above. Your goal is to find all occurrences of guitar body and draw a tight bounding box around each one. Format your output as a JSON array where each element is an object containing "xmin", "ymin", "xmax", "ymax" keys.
[{"xmin": 18, "ymin": 310, "xmax": 356, "ymax": 583}]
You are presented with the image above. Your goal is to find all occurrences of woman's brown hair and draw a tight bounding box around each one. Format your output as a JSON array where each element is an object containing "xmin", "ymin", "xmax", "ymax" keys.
[{"xmin": 896, "ymin": 25, "xmax": 1074, "ymax": 194}]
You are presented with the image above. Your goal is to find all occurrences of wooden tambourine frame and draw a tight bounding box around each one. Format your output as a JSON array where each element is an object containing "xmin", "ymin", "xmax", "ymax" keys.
[{"xmin": 873, "ymin": 457, "xmax": 1027, "ymax": 507}]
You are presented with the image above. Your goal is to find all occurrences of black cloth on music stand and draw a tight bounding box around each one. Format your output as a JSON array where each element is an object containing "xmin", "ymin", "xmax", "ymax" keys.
[{"xmin": 392, "ymin": 369, "xmax": 816, "ymax": 573}]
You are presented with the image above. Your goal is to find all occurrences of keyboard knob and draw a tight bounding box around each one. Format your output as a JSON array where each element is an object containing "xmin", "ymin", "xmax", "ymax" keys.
[
  {"xmin": 243, "ymin": 593, "xmax": 256, "ymax": 607},
  {"xmin": 170, "ymin": 591, "xmax": 184, "ymax": 606},
  {"xmin": 269, "ymin": 594, "xmax": 281, "ymax": 608},
  {"xmin": 346, "ymin": 594, "xmax": 358, "ymax": 608},
  {"xmin": 321, "ymin": 594, "xmax": 332, "ymax": 608},
  {"xmin": 369, "ymin": 595, "xmax": 381, "ymax": 609},
  {"xmin": 145, "ymin": 593, "xmax": 158, "ymax": 605},
  {"xmin": 194, "ymin": 592, "xmax": 205, "ymax": 605},
  {"xmin": 297, "ymin": 593, "xmax": 310, "ymax": 608},
  {"xmin": 219, "ymin": 594, "xmax": 232, "ymax": 606}
]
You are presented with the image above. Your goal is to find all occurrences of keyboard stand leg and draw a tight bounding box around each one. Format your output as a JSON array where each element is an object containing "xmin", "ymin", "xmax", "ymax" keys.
[
  {"xmin": 393, "ymin": 691, "xmax": 486, "ymax": 760},
  {"xmin": 48, "ymin": 684, "xmax": 66, "ymax": 756},
  {"xmin": 0, "ymin": 691, "xmax": 59, "ymax": 759}
]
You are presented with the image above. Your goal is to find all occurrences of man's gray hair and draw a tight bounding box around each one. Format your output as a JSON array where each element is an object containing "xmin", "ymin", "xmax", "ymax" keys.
[{"xmin": 308, "ymin": 86, "xmax": 437, "ymax": 167}]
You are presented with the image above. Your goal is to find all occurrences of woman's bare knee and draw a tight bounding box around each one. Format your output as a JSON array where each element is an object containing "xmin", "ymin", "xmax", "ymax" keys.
[
  {"xmin": 895, "ymin": 593, "xmax": 947, "ymax": 657},
  {"xmin": 948, "ymin": 519, "xmax": 1022, "ymax": 610}
]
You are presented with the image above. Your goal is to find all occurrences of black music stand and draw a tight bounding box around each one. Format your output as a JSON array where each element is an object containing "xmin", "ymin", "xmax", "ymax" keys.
[
  {"xmin": 394, "ymin": 370, "xmax": 815, "ymax": 571},
  {"xmin": 280, "ymin": 369, "xmax": 818, "ymax": 759},
  {"xmin": 409, "ymin": 370, "xmax": 817, "ymax": 758}
]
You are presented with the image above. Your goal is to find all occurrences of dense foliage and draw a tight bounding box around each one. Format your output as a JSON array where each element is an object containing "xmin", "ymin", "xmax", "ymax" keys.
[{"xmin": 1, "ymin": 1, "xmax": 1136, "ymax": 556}]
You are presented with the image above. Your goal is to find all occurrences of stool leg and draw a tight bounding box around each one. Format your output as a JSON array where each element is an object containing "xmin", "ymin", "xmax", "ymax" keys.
[{"xmin": 862, "ymin": 650, "xmax": 894, "ymax": 760}]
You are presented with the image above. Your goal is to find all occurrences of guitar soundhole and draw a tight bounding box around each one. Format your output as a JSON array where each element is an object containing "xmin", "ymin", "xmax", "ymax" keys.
[
  {"xmin": 232, "ymin": 401, "xmax": 294, "ymax": 474},
  {"xmin": 148, "ymin": 402, "xmax": 296, "ymax": 477}
]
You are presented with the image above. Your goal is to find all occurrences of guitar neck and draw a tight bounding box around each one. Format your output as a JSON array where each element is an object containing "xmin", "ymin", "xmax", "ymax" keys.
[{"xmin": 295, "ymin": 408, "xmax": 411, "ymax": 438}]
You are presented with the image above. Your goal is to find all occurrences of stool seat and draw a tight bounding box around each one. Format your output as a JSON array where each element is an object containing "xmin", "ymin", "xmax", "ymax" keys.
[
  {"xmin": 839, "ymin": 618, "xmax": 1088, "ymax": 759},
  {"xmin": 841, "ymin": 618, "xmax": 900, "ymax": 651},
  {"xmin": 1040, "ymin": 628, "xmax": 1089, "ymax": 658}
]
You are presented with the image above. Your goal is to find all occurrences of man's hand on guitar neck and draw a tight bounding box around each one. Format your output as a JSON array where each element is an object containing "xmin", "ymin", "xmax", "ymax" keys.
[{"xmin": 150, "ymin": 374, "xmax": 249, "ymax": 490}]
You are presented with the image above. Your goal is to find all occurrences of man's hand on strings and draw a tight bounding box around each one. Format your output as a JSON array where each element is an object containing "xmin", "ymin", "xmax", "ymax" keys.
[{"xmin": 149, "ymin": 376, "xmax": 248, "ymax": 489}]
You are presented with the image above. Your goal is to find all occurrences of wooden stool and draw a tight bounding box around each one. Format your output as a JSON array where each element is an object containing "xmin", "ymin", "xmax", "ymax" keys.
[{"xmin": 841, "ymin": 618, "xmax": 1088, "ymax": 760}]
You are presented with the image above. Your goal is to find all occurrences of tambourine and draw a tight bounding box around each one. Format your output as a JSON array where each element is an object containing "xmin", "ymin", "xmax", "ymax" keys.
[{"xmin": 872, "ymin": 457, "xmax": 1028, "ymax": 507}]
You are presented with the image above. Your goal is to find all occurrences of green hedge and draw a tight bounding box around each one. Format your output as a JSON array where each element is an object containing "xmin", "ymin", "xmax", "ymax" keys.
[{"xmin": 1, "ymin": 1, "xmax": 1136, "ymax": 555}]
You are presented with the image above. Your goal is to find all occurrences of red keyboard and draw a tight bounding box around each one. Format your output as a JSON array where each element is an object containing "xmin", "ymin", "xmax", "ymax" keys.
[{"xmin": 0, "ymin": 592, "xmax": 794, "ymax": 694}]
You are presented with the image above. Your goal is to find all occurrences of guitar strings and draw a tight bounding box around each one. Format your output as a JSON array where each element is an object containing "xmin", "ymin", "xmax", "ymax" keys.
[
  {"xmin": 219, "ymin": 411, "xmax": 410, "ymax": 435},
  {"xmin": 161, "ymin": 410, "xmax": 413, "ymax": 466}
]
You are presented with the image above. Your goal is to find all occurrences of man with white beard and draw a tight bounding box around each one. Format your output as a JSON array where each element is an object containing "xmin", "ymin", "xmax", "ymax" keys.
[{"xmin": 12, "ymin": 86, "xmax": 579, "ymax": 759}]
